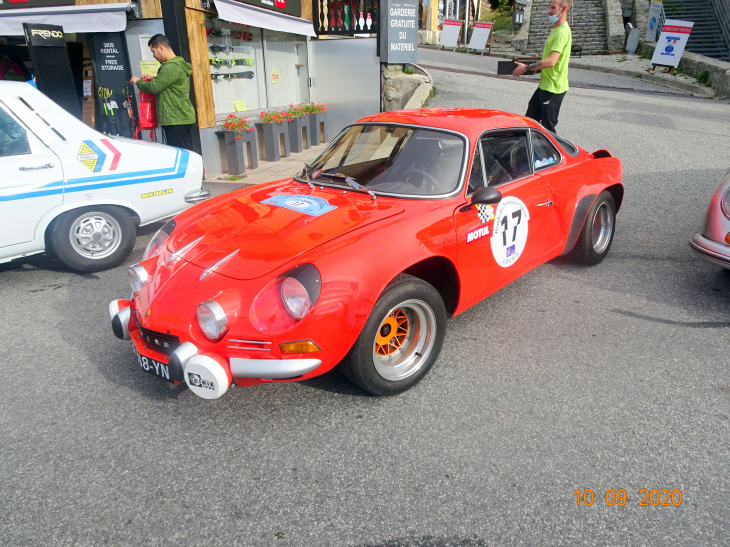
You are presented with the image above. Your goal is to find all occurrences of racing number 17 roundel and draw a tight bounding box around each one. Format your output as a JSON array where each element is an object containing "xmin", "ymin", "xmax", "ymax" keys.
[{"xmin": 490, "ymin": 196, "xmax": 529, "ymax": 267}]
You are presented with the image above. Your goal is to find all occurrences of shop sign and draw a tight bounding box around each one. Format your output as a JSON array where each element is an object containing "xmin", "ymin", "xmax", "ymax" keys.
[
  {"xmin": 379, "ymin": 0, "xmax": 418, "ymax": 64},
  {"xmin": 87, "ymin": 32, "xmax": 135, "ymax": 138},
  {"xmin": 24, "ymin": 24, "xmax": 66, "ymax": 47},
  {"xmin": 646, "ymin": 0, "xmax": 664, "ymax": 42},
  {"xmin": 0, "ymin": 0, "xmax": 73, "ymax": 9},
  {"xmin": 438, "ymin": 19, "xmax": 461, "ymax": 49},
  {"xmin": 650, "ymin": 19, "xmax": 693, "ymax": 68},
  {"xmin": 232, "ymin": 0, "xmax": 302, "ymax": 18},
  {"xmin": 468, "ymin": 21, "xmax": 492, "ymax": 51}
]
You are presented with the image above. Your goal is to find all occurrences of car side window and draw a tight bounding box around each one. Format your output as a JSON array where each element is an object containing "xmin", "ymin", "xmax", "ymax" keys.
[
  {"xmin": 481, "ymin": 132, "xmax": 530, "ymax": 187},
  {"xmin": 0, "ymin": 107, "xmax": 31, "ymax": 157},
  {"xmin": 531, "ymin": 131, "xmax": 561, "ymax": 171},
  {"xmin": 467, "ymin": 141, "xmax": 486, "ymax": 194}
]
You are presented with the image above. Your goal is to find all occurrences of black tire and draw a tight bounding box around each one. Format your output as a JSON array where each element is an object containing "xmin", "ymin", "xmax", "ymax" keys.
[
  {"xmin": 340, "ymin": 274, "xmax": 447, "ymax": 396},
  {"xmin": 572, "ymin": 190, "xmax": 616, "ymax": 266},
  {"xmin": 46, "ymin": 206, "xmax": 136, "ymax": 273}
]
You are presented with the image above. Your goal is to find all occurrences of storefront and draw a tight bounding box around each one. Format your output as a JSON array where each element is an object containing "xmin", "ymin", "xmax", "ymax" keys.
[
  {"xmin": 172, "ymin": 0, "xmax": 317, "ymax": 174},
  {"xmin": 0, "ymin": 1, "xmax": 166, "ymax": 139},
  {"xmin": 0, "ymin": 0, "xmax": 380, "ymax": 175}
]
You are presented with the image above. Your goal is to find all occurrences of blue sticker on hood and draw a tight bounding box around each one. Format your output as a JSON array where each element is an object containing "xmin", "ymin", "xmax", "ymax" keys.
[{"xmin": 262, "ymin": 194, "xmax": 336, "ymax": 217}]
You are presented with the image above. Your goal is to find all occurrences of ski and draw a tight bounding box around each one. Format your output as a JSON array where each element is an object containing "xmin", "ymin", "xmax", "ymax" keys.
[
  {"xmin": 211, "ymin": 71, "xmax": 255, "ymax": 80},
  {"xmin": 209, "ymin": 57, "xmax": 255, "ymax": 68}
]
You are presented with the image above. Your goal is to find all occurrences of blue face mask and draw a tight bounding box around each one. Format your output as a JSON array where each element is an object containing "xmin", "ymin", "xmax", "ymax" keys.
[{"xmin": 549, "ymin": 13, "xmax": 559, "ymax": 24}]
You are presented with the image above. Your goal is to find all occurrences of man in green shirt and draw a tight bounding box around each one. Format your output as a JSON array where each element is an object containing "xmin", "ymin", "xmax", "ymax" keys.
[
  {"xmin": 512, "ymin": 0, "xmax": 572, "ymax": 133},
  {"xmin": 130, "ymin": 34, "xmax": 196, "ymax": 150}
]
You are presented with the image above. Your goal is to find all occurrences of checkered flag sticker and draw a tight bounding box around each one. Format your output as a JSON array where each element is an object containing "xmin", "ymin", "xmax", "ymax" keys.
[{"xmin": 476, "ymin": 204, "xmax": 495, "ymax": 224}]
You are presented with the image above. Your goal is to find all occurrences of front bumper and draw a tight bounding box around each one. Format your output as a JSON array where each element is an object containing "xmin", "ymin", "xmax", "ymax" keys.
[
  {"xmin": 110, "ymin": 300, "xmax": 322, "ymax": 399},
  {"xmin": 689, "ymin": 233, "xmax": 730, "ymax": 270}
]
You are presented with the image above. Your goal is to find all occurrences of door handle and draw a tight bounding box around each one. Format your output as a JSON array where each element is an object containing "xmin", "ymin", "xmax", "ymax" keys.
[
  {"xmin": 19, "ymin": 163, "xmax": 54, "ymax": 171},
  {"xmin": 537, "ymin": 200, "xmax": 554, "ymax": 207}
]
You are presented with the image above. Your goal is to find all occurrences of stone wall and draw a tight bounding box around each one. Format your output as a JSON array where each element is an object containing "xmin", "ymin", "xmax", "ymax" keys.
[
  {"xmin": 513, "ymin": 0, "xmax": 532, "ymax": 53},
  {"xmin": 381, "ymin": 64, "xmax": 431, "ymax": 111},
  {"xmin": 604, "ymin": 0, "xmax": 626, "ymax": 53},
  {"xmin": 635, "ymin": 0, "xmax": 651, "ymax": 39},
  {"xmin": 639, "ymin": 41, "xmax": 730, "ymax": 97}
]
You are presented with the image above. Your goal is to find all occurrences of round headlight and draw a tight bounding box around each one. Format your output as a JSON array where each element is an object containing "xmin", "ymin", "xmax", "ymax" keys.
[
  {"xmin": 197, "ymin": 299, "xmax": 228, "ymax": 341},
  {"xmin": 143, "ymin": 219, "xmax": 175, "ymax": 260},
  {"xmin": 281, "ymin": 277, "xmax": 312, "ymax": 320},
  {"xmin": 722, "ymin": 188, "xmax": 730, "ymax": 220},
  {"xmin": 127, "ymin": 264, "xmax": 148, "ymax": 293}
]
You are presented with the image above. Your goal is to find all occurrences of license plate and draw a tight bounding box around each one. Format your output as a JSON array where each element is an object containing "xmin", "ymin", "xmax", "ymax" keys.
[{"xmin": 134, "ymin": 348, "xmax": 173, "ymax": 381}]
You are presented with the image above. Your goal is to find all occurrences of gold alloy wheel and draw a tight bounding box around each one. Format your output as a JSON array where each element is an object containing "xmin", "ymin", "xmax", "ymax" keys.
[
  {"xmin": 371, "ymin": 299, "xmax": 437, "ymax": 381},
  {"xmin": 374, "ymin": 309, "xmax": 409, "ymax": 356}
]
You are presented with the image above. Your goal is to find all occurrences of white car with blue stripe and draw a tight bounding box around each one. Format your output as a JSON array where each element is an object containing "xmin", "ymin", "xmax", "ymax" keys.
[{"xmin": 0, "ymin": 81, "xmax": 208, "ymax": 272}]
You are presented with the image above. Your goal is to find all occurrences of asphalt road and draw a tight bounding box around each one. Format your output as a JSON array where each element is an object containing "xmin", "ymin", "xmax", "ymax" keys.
[
  {"xmin": 417, "ymin": 47, "xmax": 696, "ymax": 95},
  {"xmin": 2, "ymin": 51, "xmax": 730, "ymax": 546}
]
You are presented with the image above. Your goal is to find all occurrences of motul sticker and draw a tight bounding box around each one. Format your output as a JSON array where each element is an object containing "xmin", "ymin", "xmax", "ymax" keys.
[{"xmin": 467, "ymin": 225, "xmax": 490, "ymax": 243}]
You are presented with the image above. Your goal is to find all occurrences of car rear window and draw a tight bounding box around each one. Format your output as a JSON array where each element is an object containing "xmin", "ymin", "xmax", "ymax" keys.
[{"xmin": 549, "ymin": 131, "xmax": 579, "ymax": 157}]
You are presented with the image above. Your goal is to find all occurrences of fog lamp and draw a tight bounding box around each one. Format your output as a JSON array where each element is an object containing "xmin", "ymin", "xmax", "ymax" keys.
[{"xmin": 128, "ymin": 264, "xmax": 149, "ymax": 293}]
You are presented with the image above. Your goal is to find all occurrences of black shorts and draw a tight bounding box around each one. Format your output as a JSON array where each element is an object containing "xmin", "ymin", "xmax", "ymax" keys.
[{"xmin": 525, "ymin": 88, "xmax": 566, "ymax": 133}]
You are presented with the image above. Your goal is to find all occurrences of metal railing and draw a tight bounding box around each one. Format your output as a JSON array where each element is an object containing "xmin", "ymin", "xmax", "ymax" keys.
[
  {"xmin": 313, "ymin": 0, "xmax": 380, "ymax": 36},
  {"xmin": 711, "ymin": 0, "xmax": 730, "ymax": 57}
]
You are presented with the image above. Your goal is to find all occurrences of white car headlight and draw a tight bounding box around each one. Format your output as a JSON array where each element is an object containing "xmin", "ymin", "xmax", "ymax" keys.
[
  {"xmin": 128, "ymin": 264, "xmax": 149, "ymax": 293},
  {"xmin": 281, "ymin": 277, "xmax": 312, "ymax": 320},
  {"xmin": 722, "ymin": 188, "xmax": 730, "ymax": 220},
  {"xmin": 197, "ymin": 299, "xmax": 228, "ymax": 341}
]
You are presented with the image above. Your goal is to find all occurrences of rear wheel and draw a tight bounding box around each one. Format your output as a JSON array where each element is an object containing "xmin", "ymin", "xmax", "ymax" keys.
[
  {"xmin": 572, "ymin": 191, "xmax": 616, "ymax": 266},
  {"xmin": 340, "ymin": 274, "xmax": 447, "ymax": 396},
  {"xmin": 47, "ymin": 206, "xmax": 136, "ymax": 272}
]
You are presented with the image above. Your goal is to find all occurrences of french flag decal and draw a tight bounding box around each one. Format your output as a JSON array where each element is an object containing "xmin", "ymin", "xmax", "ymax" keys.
[{"xmin": 99, "ymin": 139, "xmax": 122, "ymax": 171}]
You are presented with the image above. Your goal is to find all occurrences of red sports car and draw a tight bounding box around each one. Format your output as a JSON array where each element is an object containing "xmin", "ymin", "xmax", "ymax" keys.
[{"xmin": 109, "ymin": 109, "xmax": 623, "ymax": 399}]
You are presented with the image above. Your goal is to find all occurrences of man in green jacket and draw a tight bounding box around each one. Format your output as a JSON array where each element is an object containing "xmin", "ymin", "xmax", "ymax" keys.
[
  {"xmin": 512, "ymin": 0, "xmax": 572, "ymax": 133},
  {"xmin": 130, "ymin": 34, "xmax": 196, "ymax": 150}
]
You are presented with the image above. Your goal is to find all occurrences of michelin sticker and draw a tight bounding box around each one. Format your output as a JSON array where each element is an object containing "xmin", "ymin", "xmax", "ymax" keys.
[
  {"xmin": 490, "ymin": 196, "xmax": 529, "ymax": 267},
  {"xmin": 262, "ymin": 194, "xmax": 336, "ymax": 217}
]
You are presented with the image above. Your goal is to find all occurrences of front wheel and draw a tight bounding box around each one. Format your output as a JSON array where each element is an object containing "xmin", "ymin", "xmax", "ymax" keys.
[
  {"xmin": 340, "ymin": 274, "xmax": 447, "ymax": 396},
  {"xmin": 572, "ymin": 191, "xmax": 616, "ymax": 266},
  {"xmin": 46, "ymin": 206, "xmax": 136, "ymax": 272}
]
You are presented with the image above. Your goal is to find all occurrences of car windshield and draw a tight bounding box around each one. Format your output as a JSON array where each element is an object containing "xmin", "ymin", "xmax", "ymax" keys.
[{"xmin": 299, "ymin": 124, "xmax": 465, "ymax": 197}]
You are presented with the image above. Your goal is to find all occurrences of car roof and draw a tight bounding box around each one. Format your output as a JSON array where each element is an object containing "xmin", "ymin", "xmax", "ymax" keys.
[
  {"xmin": 357, "ymin": 108, "xmax": 542, "ymax": 141},
  {"xmin": 0, "ymin": 80, "xmax": 38, "ymax": 94}
]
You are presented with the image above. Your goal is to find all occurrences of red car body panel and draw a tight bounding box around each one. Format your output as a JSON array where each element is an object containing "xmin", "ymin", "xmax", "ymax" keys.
[{"xmin": 119, "ymin": 109, "xmax": 623, "ymax": 393}]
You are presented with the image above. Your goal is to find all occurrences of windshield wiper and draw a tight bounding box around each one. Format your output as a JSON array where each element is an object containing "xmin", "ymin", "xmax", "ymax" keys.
[
  {"xmin": 324, "ymin": 172, "xmax": 377, "ymax": 200},
  {"xmin": 293, "ymin": 163, "xmax": 315, "ymax": 189}
]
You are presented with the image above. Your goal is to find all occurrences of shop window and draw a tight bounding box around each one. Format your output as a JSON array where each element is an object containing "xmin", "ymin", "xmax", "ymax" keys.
[
  {"xmin": 0, "ymin": 107, "xmax": 31, "ymax": 157},
  {"xmin": 263, "ymin": 30, "xmax": 309, "ymax": 110},
  {"xmin": 208, "ymin": 22, "xmax": 268, "ymax": 116}
]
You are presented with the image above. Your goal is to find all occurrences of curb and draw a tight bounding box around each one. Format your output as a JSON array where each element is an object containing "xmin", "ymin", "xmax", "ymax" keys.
[{"xmin": 569, "ymin": 61, "xmax": 715, "ymax": 98}]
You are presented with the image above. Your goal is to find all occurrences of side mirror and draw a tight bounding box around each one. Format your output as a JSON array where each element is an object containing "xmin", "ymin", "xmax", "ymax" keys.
[{"xmin": 471, "ymin": 186, "xmax": 502, "ymax": 205}]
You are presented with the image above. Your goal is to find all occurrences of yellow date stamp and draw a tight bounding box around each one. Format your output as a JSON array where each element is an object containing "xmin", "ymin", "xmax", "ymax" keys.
[{"xmin": 574, "ymin": 489, "xmax": 682, "ymax": 507}]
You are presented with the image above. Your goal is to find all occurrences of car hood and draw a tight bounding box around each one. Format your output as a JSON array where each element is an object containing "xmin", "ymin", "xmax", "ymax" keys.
[{"xmin": 167, "ymin": 182, "xmax": 404, "ymax": 280}]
